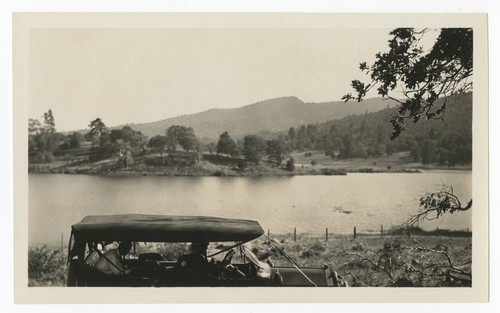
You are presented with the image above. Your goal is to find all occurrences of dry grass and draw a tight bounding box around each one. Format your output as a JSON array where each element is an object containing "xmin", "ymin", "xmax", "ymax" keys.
[{"xmin": 245, "ymin": 233, "xmax": 472, "ymax": 287}]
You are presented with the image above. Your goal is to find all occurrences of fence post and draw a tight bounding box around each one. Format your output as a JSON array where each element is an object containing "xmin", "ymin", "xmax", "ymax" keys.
[
  {"xmin": 326, "ymin": 228, "xmax": 329, "ymax": 242},
  {"xmin": 381, "ymin": 224, "xmax": 384, "ymax": 236},
  {"xmin": 294, "ymin": 227, "xmax": 297, "ymax": 242},
  {"xmin": 268, "ymin": 229, "xmax": 270, "ymax": 237},
  {"xmin": 353, "ymin": 226, "xmax": 357, "ymax": 239},
  {"xmin": 60, "ymin": 233, "xmax": 64, "ymax": 251}
]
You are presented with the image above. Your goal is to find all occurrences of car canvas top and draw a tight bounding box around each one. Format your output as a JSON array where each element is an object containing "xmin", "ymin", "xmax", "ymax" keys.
[{"xmin": 71, "ymin": 214, "xmax": 264, "ymax": 243}]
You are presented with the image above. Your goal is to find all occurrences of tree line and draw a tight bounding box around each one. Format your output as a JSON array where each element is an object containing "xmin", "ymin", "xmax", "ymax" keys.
[
  {"xmin": 282, "ymin": 93, "xmax": 471, "ymax": 166},
  {"xmin": 29, "ymin": 98, "xmax": 471, "ymax": 169},
  {"xmin": 28, "ymin": 113, "xmax": 148, "ymax": 165}
]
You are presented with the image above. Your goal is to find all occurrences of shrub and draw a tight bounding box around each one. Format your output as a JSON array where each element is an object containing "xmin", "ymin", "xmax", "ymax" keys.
[
  {"xmin": 301, "ymin": 241, "xmax": 326, "ymax": 258},
  {"xmin": 212, "ymin": 170, "xmax": 226, "ymax": 177},
  {"xmin": 28, "ymin": 246, "xmax": 67, "ymax": 286},
  {"xmin": 33, "ymin": 152, "xmax": 55, "ymax": 164},
  {"xmin": 238, "ymin": 160, "xmax": 247, "ymax": 171},
  {"xmin": 351, "ymin": 243, "xmax": 364, "ymax": 251},
  {"xmin": 383, "ymin": 239, "xmax": 402, "ymax": 251}
]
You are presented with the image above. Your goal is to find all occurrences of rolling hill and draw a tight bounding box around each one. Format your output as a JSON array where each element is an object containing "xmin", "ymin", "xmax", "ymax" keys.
[{"xmin": 126, "ymin": 96, "xmax": 398, "ymax": 140}]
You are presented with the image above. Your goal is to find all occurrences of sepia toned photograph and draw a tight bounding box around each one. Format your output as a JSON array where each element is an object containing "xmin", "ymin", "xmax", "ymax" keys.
[{"xmin": 12, "ymin": 12, "xmax": 489, "ymax": 303}]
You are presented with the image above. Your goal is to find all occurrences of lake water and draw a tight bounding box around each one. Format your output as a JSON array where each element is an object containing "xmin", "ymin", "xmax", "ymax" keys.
[{"xmin": 28, "ymin": 171, "xmax": 472, "ymax": 247}]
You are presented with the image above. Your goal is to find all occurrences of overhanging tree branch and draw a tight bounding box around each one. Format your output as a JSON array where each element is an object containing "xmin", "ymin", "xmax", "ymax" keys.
[
  {"xmin": 401, "ymin": 184, "xmax": 472, "ymax": 229},
  {"xmin": 343, "ymin": 28, "xmax": 473, "ymax": 139}
]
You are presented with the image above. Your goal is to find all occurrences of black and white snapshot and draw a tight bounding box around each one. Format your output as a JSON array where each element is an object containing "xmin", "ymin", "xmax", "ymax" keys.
[{"xmin": 22, "ymin": 14, "xmax": 484, "ymax": 293}]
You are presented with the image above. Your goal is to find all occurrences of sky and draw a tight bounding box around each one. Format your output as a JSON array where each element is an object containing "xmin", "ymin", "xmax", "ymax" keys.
[{"xmin": 28, "ymin": 27, "xmax": 431, "ymax": 132}]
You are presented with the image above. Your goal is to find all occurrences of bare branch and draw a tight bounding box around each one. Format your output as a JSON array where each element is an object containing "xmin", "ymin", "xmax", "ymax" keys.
[
  {"xmin": 411, "ymin": 239, "xmax": 471, "ymax": 278},
  {"xmin": 335, "ymin": 252, "xmax": 395, "ymax": 283}
]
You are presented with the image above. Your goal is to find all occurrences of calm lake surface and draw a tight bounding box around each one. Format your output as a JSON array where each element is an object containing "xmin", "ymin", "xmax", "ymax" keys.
[{"xmin": 28, "ymin": 171, "xmax": 472, "ymax": 246}]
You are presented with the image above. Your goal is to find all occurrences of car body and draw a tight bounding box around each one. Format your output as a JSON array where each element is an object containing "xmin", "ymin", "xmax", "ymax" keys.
[{"xmin": 66, "ymin": 214, "xmax": 346, "ymax": 287}]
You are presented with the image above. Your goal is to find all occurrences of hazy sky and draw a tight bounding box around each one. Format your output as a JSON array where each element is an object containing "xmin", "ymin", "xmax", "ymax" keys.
[{"xmin": 29, "ymin": 27, "xmax": 411, "ymax": 132}]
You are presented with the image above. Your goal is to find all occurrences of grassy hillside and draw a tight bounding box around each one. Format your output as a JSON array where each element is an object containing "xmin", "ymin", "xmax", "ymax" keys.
[{"xmin": 278, "ymin": 93, "xmax": 472, "ymax": 166}]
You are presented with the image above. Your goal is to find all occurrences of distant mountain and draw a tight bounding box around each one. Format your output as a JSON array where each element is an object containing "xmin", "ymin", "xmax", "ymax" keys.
[{"xmin": 127, "ymin": 96, "xmax": 398, "ymax": 140}]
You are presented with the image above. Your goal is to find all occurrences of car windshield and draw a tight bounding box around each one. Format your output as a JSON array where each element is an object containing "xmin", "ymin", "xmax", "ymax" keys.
[
  {"xmin": 113, "ymin": 241, "xmax": 250, "ymax": 264},
  {"xmin": 133, "ymin": 242, "xmax": 190, "ymax": 261}
]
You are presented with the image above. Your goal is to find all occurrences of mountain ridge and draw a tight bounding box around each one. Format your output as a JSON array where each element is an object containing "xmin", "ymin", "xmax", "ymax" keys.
[{"xmin": 124, "ymin": 96, "xmax": 398, "ymax": 140}]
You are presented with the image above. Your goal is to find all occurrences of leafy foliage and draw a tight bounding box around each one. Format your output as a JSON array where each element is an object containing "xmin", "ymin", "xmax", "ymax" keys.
[
  {"xmin": 85, "ymin": 118, "xmax": 116, "ymax": 162},
  {"xmin": 88, "ymin": 134, "xmax": 117, "ymax": 162},
  {"xmin": 110, "ymin": 126, "xmax": 146, "ymax": 148},
  {"xmin": 165, "ymin": 125, "xmax": 199, "ymax": 152},
  {"xmin": 65, "ymin": 132, "xmax": 84, "ymax": 149},
  {"xmin": 283, "ymin": 93, "xmax": 471, "ymax": 166},
  {"xmin": 28, "ymin": 245, "xmax": 67, "ymax": 286},
  {"xmin": 106, "ymin": 126, "xmax": 147, "ymax": 165},
  {"xmin": 85, "ymin": 119, "xmax": 145, "ymax": 162},
  {"xmin": 86, "ymin": 118, "xmax": 109, "ymax": 145},
  {"xmin": 266, "ymin": 138, "xmax": 291, "ymax": 166},
  {"xmin": 43, "ymin": 110, "xmax": 55, "ymax": 133},
  {"xmin": 343, "ymin": 28, "xmax": 473, "ymax": 139},
  {"xmin": 148, "ymin": 135, "xmax": 169, "ymax": 156},
  {"xmin": 288, "ymin": 127, "xmax": 296, "ymax": 142},
  {"xmin": 401, "ymin": 185, "xmax": 472, "ymax": 228},
  {"xmin": 28, "ymin": 110, "xmax": 62, "ymax": 163},
  {"xmin": 216, "ymin": 131, "xmax": 238, "ymax": 157},
  {"xmin": 242, "ymin": 135, "xmax": 267, "ymax": 165}
]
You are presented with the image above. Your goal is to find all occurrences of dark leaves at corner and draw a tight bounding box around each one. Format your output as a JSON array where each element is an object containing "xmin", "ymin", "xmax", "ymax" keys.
[
  {"xmin": 341, "ymin": 94, "xmax": 355, "ymax": 102},
  {"xmin": 351, "ymin": 80, "xmax": 368, "ymax": 102}
]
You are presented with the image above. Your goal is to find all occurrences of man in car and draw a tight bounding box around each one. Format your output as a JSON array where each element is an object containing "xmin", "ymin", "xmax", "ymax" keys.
[
  {"xmin": 94, "ymin": 241, "xmax": 132, "ymax": 275},
  {"xmin": 178, "ymin": 242, "xmax": 210, "ymax": 275}
]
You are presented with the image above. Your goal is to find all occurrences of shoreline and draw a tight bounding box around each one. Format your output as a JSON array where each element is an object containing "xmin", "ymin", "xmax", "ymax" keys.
[
  {"xmin": 28, "ymin": 165, "xmax": 473, "ymax": 177},
  {"xmin": 28, "ymin": 151, "xmax": 471, "ymax": 177},
  {"xmin": 28, "ymin": 167, "xmax": 424, "ymax": 176},
  {"xmin": 28, "ymin": 161, "xmax": 473, "ymax": 177}
]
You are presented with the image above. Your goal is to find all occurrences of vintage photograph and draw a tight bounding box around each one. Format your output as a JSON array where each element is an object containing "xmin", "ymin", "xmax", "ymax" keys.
[{"xmin": 13, "ymin": 12, "xmax": 489, "ymax": 303}]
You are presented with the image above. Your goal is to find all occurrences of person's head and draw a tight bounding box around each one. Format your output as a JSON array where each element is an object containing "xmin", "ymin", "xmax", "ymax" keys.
[
  {"xmin": 118, "ymin": 241, "xmax": 132, "ymax": 256},
  {"xmin": 190, "ymin": 242, "xmax": 208, "ymax": 255}
]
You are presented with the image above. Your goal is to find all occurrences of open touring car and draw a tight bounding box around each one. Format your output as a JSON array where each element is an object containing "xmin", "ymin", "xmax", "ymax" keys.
[{"xmin": 66, "ymin": 214, "xmax": 346, "ymax": 287}]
